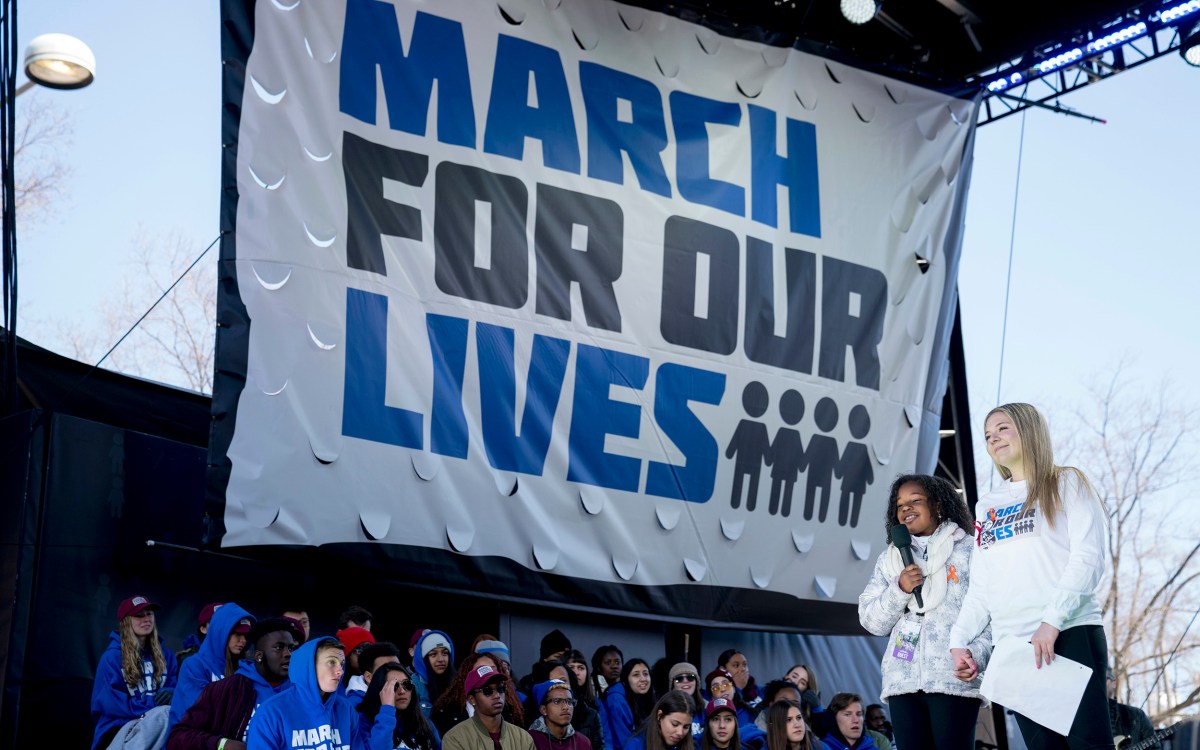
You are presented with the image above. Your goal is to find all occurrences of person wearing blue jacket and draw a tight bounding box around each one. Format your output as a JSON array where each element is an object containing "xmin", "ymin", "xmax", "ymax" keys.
[
  {"xmin": 168, "ymin": 602, "xmax": 255, "ymax": 731},
  {"xmin": 356, "ymin": 663, "xmax": 442, "ymax": 750},
  {"xmin": 411, "ymin": 630, "xmax": 455, "ymax": 718},
  {"xmin": 249, "ymin": 635, "xmax": 378, "ymax": 749},
  {"xmin": 603, "ymin": 660, "xmax": 655, "ymax": 750},
  {"xmin": 91, "ymin": 595, "xmax": 179, "ymax": 750},
  {"xmin": 818, "ymin": 695, "xmax": 872, "ymax": 750},
  {"xmin": 166, "ymin": 616, "xmax": 302, "ymax": 750}
]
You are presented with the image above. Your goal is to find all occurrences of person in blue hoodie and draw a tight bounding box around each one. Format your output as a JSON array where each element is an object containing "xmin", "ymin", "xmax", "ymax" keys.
[
  {"xmin": 603, "ymin": 659, "xmax": 655, "ymax": 750},
  {"xmin": 91, "ymin": 595, "xmax": 179, "ymax": 750},
  {"xmin": 411, "ymin": 630, "xmax": 455, "ymax": 718},
  {"xmin": 165, "ymin": 616, "xmax": 302, "ymax": 750},
  {"xmin": 356, "ymin": 663, "xmax": 442, "ymax": 750},
  {"xmin": 168, "ymin": 603, "xmax": 255, "ymax": 732},
  {"xmin": 248, "ymin": 636, "xmax": 379, "ymax": 750}
]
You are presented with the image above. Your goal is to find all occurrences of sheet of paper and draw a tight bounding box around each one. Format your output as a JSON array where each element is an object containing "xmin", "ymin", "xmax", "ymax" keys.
[{"xmin": 979, "ymin": 636, "xmax": 1093, "ymax": 736}]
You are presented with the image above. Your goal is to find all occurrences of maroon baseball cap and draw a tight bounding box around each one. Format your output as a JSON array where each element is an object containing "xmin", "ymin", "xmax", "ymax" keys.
[
  {"xmin": 464, "ymin": 663, "xmax": 507, "ymax": 694},
  {"xmin": 198, "ymin": 602, "xmax": 223, "ymax": 626},
  {"xmin": 117, "ymin": 595, "xmax": 161, "ymax": 622},
  {"xmin": 706, "ymin": 697, "xmax": 737, "ymax": 720},
  {"xmin": 232, "ymin": 618, "xmax": 253, "ymax": 635}
]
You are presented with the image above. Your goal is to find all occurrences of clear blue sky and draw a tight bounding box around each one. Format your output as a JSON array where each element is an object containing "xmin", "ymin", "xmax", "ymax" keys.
[{"xmin": 16, "ymin": 2, "xmax": 1200, "ymax": 487}]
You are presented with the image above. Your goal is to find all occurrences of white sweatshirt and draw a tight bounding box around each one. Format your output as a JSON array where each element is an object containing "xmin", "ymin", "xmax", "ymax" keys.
[{"xmin": 948, "ymin": 472, "xmax": 1111, "ymax": 649}]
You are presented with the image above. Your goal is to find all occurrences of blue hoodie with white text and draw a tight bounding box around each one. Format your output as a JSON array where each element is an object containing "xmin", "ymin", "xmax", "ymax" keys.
[
  {"xmin": 248, "ymin": 636, "xmax": 362, "ymax": 750},
  {"xmin": 168, "ymin": 602, "xmax": 253, "ymax": 731}
]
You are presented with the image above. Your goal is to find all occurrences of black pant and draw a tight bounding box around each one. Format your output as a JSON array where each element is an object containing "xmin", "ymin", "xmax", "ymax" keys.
[
  {"xmin": 1011, "ymin": 625, "xmax": 1116, "ymax": 750},
  {"xmin": 889, "ymin": 691, "xmax": 980, "ymax": 750}
]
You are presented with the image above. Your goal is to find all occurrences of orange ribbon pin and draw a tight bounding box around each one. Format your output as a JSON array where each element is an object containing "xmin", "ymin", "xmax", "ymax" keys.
[{"xmin": 947, "ymin": 565, "xmax": 959, "ymax": 583}]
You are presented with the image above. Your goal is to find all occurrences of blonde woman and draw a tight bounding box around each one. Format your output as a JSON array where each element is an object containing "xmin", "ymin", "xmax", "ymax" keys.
[
  {"xmin": 90, "ymin": 595, "xmax": 178, "ymax": 750},
  {"xmin": 949, "ymin": 403, "xmax": 1113, "ymax": 750}
]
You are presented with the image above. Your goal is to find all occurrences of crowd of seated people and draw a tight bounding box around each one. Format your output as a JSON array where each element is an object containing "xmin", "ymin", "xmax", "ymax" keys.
[{"xmin": 91, "ymin": 602, "xmax": 893, "ymax": 750}]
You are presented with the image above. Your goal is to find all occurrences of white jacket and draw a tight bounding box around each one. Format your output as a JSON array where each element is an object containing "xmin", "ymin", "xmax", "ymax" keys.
[{"xmin": 858, "ymin": 525, "xmax": 991, "ymax": 702}]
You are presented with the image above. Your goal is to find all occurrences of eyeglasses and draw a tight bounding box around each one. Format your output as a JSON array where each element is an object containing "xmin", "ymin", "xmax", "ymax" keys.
[
  {"xmin": 546, "ymin": 697, "xmax": 577, "ymax": 707},
  {"xmin": 710, "ymin": 680, "xmax": 732, "ymax": 691},
  {"xmin": 475, "ymin": 684, "xmax": 506, "ymax": 697},
  {"xmin": 395, "ymin": 679, "xmax": 415, "ymax": 692},
  {"xmin": 673, "ymin": 673, "xmax": 698, "ymax": 683}
]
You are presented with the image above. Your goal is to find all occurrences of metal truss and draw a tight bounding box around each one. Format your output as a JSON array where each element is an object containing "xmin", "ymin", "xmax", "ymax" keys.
[{"xmin": 977, "ymin": 14, "xmax": 1190, "ymax": 126}]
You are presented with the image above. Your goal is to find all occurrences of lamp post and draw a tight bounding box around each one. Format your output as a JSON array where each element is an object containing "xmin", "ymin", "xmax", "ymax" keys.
[
  {"xmin": 2, "ymin": 32, "xmax": 96, "ymax": 415},
  {"xmin": 18, "ymin": 33, "xmax": 96, "ymax": 95}
]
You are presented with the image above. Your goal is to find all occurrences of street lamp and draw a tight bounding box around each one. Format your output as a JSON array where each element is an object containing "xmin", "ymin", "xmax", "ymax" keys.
[{"xmin": 17, "ymin": 33, "xmax": 96, "ymax": 96}]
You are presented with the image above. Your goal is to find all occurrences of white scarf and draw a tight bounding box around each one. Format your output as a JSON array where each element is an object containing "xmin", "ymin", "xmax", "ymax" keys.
[{"xmin": 884, "ymin": 521, "xmax": 964, "ymax": 614}]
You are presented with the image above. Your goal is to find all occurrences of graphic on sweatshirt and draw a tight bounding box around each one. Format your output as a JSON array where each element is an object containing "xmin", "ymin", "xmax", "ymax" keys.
[{"xmin": 977, "ymin": 502, "xmax": 1039, "ymax": 550}]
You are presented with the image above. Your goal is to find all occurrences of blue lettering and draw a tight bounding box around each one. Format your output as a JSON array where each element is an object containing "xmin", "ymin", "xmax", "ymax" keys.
[
  {"xmin": 580, "ymin": 62, "xmax": 670, "ymax": 197},
  {"xmin": 670, "ymin": 91, "xmax": 745, "ymax": 218},
  {"xmin": 645, "ymin": 363, "xmax": 726, "ymax": 502},
  {"xmin": 748, "ymin": 104, "xmax": 820, "ymax": 237},
  {"xmin": 477, "ymin": 322, "xmax": 570, "ymax": 474},
  {"xmin": 484, "ymin": 36, "xmax": 580, "ymax": 173},
  {"xmin": 339, "ymin": 3, "xmax": 475, "ymax": 147},
  {"xmin": 343, "ymin": 289, "xmax": 423, "ymax": 449},
  {"xmin": 567, "ymin": 345, "xmax": 648, "ymax": 492},
  {"xmin": 427, "ymin": 314, "xmax": 470, "ymax": 459}
]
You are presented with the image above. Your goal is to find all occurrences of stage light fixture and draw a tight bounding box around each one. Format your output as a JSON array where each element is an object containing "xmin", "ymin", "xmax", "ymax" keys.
[
  {"xmin": 1183, "ymin": 22, "xmax": 1200, "ymax": 66},
  {"xmin": 1161, "ymin": 0, "xmax": 1200, "ymax": 24},
  {"xmin": 840, "ymin": 0, "xmax": 880, "ymax": 25},
  {"xmin": 24, "ymin": 33, "xmax": 95, "ymax": 90}
]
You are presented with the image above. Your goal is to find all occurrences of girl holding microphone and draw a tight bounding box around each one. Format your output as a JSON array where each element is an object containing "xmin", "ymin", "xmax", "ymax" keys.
[{"xmin": 858, "ymin": 474, "xmax": 989, "ymax": 749}]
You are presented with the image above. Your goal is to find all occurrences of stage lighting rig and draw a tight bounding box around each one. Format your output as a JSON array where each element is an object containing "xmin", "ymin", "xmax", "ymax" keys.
[
  {"xmin": 840, "ymin": 0, "xmax": 880, "ymax": 25},
  {"xmin": 1183, "ymin": 21, "xmax": 1200, "ymax": 65}
]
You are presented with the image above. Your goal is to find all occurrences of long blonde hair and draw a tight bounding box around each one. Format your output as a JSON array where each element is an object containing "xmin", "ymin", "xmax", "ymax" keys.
[
  {"xmin": 119, "ymin": 616, "xmax": 167, "ymax": 691},
  {"xmin": 986, "ymin": 403, "xmax": 1096, "ymax": 528}
]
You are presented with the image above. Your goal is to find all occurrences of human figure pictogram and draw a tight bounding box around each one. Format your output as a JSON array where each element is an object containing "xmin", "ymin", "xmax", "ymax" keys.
[
  {"xmin": 725, "ymin": 382, "xmax": 772, "ymax": 511},
  {"xmin": 803, "ymin": 397, "xmax": 840, "ymax": 522},
  {"xmin": 834, "ymin": 404, "xmax": 873, "ymax": 527},
  {"xmin": 767, "ymin": 390, "xmax": 806, "ymax": 517}
]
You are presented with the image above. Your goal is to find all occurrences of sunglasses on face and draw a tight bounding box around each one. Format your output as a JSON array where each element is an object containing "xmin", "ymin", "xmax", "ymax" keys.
[
  {"xmin": 475, "ymin": 684, "xmax": 506, "ymax": 697},
  {"xmin": 673, "ymin": 673, "xmax": 697, "ymax": 683},
  {"xmin": 395, "ymin": 679, "xmax": 415, "ymax": 692}
]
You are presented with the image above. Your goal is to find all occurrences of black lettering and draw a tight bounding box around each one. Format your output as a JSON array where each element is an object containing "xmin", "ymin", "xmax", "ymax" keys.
[
  {"xmin": 433, "ymin": 161, "xmax": 529, "ymax": 308},
  {"xmin": 343, "ymin": 133, "xmax": 428, "ymax": 276},
  {"xmin": 744, "ymin": 237, "xmax": 816, "ymax": 375},
  {"xmin": 819, "ymin": 257, "xmax": 886, "ymax": 389},
  {"xmin": 534, "ymin": 184, "xmax": 623, "ymax": 332},
  {"xmin": 659, "ymin": 216, "xmax": 739, "ymax": 355}
]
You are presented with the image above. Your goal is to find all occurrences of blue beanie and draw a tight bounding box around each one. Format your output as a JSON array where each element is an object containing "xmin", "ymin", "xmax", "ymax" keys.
[{"xmin": 534, "ymin": 679, "xmax": 571, "ymax": 706}]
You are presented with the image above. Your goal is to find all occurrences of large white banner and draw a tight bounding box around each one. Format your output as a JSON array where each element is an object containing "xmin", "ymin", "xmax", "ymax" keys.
[{"xmin": 214, "ymin": 0, "xmax": 977, "ymax": 627}]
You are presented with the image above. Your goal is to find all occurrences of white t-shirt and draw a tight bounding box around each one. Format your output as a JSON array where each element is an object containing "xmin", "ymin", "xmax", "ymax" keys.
[{"xmin": 949, "ymin": 472, "xmax": 1111, "ymax": 648}]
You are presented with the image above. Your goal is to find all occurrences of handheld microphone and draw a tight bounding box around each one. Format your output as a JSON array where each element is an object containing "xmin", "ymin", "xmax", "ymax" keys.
[{"xmin": 890, "ymin": 524, "xmax": 924, "ymax": 608}]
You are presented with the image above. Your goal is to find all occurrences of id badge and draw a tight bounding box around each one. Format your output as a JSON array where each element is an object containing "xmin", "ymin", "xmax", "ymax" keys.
[{"xmin": 891, "ymin": 616, "xmax": 921, "ymax": 661}]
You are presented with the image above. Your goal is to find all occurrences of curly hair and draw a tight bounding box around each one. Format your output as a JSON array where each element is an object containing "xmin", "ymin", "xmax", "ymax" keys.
[
  {"xmin": 882, "ymin": 473, "xmax": 974, "ymax": 545},
  {"xmin": 118, "ymin": 616, "xmax": 167, "ymax": 691},
  {"xmin": 432, "ymin": 651, "xmax": 524, "ymax": 726}
]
